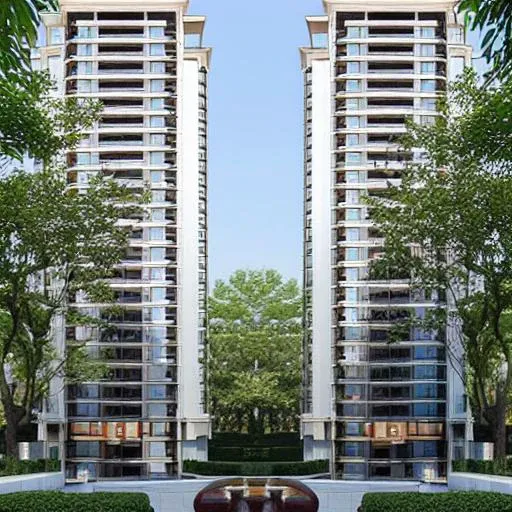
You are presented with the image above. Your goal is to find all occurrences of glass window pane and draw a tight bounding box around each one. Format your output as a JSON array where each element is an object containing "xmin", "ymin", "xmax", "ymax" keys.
[
  {"xmin": 150, "ymin": 117, "xmax": 165, "ymax": 128},
  {"xmin": 150, "ymin": 134, "xmax": 165, "ymax": 145},
  {"xmin": 149, "ymin": 44, "xmax": 165, "ymax": 56},
  {"xmin": 150, "ymin": 248, "xmax": 165, "ymax": 261},
  {"xmin": 150, "ymin": 152, "xmax": 165, "ymax": 164},
  {"xmin": 150, "ymin": 62, "xmax": 165, "ymax": 73},
  {"xmin": 149, "ymin": 27, "xmax": 165, "ymax": 38},
  {"xmin": 420, "ymin": 45, "xmax": 435, "ymax": 57},
  {"xmin": 150, "ymin": 98, "xmax": 165, "ymax": 110},
  {"xmin": 421, "ymin": 80, "xmax": 436, "ymax": 92},
  {"xmin": 151, "ymin": 80, "xmax": 165, "ymax": 92},
  {"xmin": 347, "ymin": 44, "xmax": 360, "ymax": 56},
  {"xmin": 50, "ymin": 27, "xmax": 63, "ymax": 45},
  {"xmin": 346, "ymin": 117, "xmax": 360, "ymax": 129},
  {"xmin": 346, "ymin": 80, "xmax": 361, "ymax": 92},
  {"xmin": 347, "ymin": 62, "xmax": 360, "ymax": 74},
  {"xmin": 421, "ymin": 62, "xmax": 435, "ymax": 74}
]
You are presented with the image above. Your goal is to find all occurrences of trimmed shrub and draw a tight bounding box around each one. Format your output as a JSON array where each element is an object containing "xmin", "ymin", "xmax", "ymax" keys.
[
  {"xmin": 453, "ymin": 458, "xmax": 512, "ymax": 476},
  {"xmin": 183, "ymin": 459, "xmax": 329, "ymax": 476},
  {"xmin": 0, "ymin": 491, "xmax": 153, "ymax": 512},
  {"xmin": 209, "ymin": 445, "xmax": 303, "ymax": 462},
  {"xmin": 0, "ymin": 458, "xmax": 60, "ymax": 476},
  {"xmin": 210, "ymin": 433, "xmax": 301, "ymax": 447},
  {"xmin": 360, "ymin": 492, "xmax": 512, "ymax": 512}
]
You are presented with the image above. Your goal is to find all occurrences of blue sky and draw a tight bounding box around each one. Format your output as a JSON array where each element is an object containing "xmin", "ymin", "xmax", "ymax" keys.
[{"xmin": 188, "ymin": 0, "xmax": 485, "ymax": 286}]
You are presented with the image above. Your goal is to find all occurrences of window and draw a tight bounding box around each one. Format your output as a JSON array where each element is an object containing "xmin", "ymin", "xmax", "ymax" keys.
[
  {"xmin": 152, "ymin": 288, "xmax": 166, "ymax": 301},
  {"xmin": 414, "ymin": 403, "xmax": 444, "ymax": 417},
  {"xmin": 420, "ymin": 44, "xmax": 435, "ymax": 57},
  {"xmin": 150, "ymin": 134, "xmax": 165, "ymax": 146},
  {"xmin": 346, "ymin": 190, "xmax": 359, "ymax": 204},
  {"xmin": 50, "ymin": 27, "xmax": 63, "ymax": 44},
  {"xmin": 346, "ymin": 248, "xmax": 360, "ymax": 261},
  {"xmin": 150, "ymin": 62, "xmax": 165, "ymax": 73},
  {"xmin": 77, "ymin": 44, "xmax": 92, "ymax": 56},
  {"xmin": 347, "ymin": 44, "xmax": 360, "ymax": 56},
  {"xmin": 78, "ymin": 80, "xmax": 91, "ymax": 92},
  {"xmin": 76, "ymin": 153, "xmax": 90, "ymax": 165},
  {"xmin": 448, "ymin": 27, "xmax": 464, "ymax": 44},
  {"xmin": 346, "ymin": 116, "xmax": 360, "ymax": 129},
  {"xmin": 78, "ymin": 61, "xmax": 93, "ymax": 74},
  {"xmin": 421, "ymin": 115, "xmax": 436, "ymax": 126},
  {"xmin": 151, "ymin": 209, "xmax": 165, "ymax": 221},
  {"xmin": 420, "ymin": 62, "xmax": 435, "ymax": 74},
  {"xmin": 150, "ymin": 80, "xmax": 165, "ymax": 92},
  {"xmin": 345, "ymin": 171, "xmax": 359, "ymax": 183},
  {"xmin": 345, "ymin": 268, "xmax": 359, "ymax": 281},
  {"xmin": 346, "ymin": 288, "xmax": 358, "ymax": 302},
  {"xmin": 150, "ymin": 116, "xmax": 165, "ymax": 128},
  {"xmin": 420, "ymin": 27, "xmax": 436, "ymax": 38},
  {"xmin": 346, "ymin": 228, "xmax": 360, "ymax": 241},
  {"xmin": 346, "ymin": 80, "xmax": 361, "ymax": 92},
  {"xmin": 150, "ymin": 247, "xmax": 165, "ymax": 261},
  {"xmin": 150, "ymin": 98, "xmax": 165, "ymax": 110},
  {"xmin": 149, "ymin": 43, "xmax": 165, "ymax": 56},
  {"xmin": 151, "ymin": 307, "xmax": 165, "ymax": 322},
  {"xmin": 150, "ymin": 227, "xmax": 165, "ymax": 240},
  {"xmin": 149, "ymin": 26, "xmax": 165, "ymax": 38},
  {"xmin": 421, "ymin": 98, "xmax": 436, "ymax": 110},
  {"xmin": 414, "ymin": 365, "xmax": 438, "ymax": 379},
  {"xmin": 347, "ymin": 26, "xmax": 362, "ymax": 38},
  {"xmin": 151, "ymin": 170, "xmax": 164, "ymax": 183},
  {"xmin": 150, "ymin": 152, "xmax": 164, "ymax": 164},
  {"xmin": 345, "ymin": 209, "xmax": 360, "ymax": 221},
  {"xmin": 345, "ymin": 327, "xmax": 361, "ymax": 340},
  {"xmin": 346, "ymin": 98, "xmax": 362, "ymax": 110},
  {"xmin": 346, "ymin": 152, "xmax": 362, "ymax": 164},
  {"xmin": 150, "ymin": 267, "xmax": 165, "ymax": 280},
  {"xmin": 346, "ymin": 134, "xmax": 360, "ymax": 146},
  {"xmin": 151, "ymin": 423, "xmax": 170, "ymax": 436},
  {"xmin": 151, "ymin": 191, "xmax": 165, "ymax": 204},
  {"xmin": 347, "ymin": 62, "xmax": 360, "ymax": 74},
  {"xmin": 77, "ymin": 26, "xmax": 95, "ymax": 38},
  {"xmin": 421, "ymin": 80, "xmax": 436, "ymax": 92}
]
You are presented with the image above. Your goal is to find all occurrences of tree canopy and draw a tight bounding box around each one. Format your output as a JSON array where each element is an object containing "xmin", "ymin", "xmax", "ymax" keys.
[
  {"xmin": 0, "ymin": 0, "xmax": 57, "ymax": 77},
  {"xmin": 368, "ymin": 69, "xmax": 512, "ymax": 456},
  {"xmin": 208, "ymin": 270, "xmax": 303, "ymax": 435},
  {"xmin": 459, "ymin": 0, "xmax": 512, "ymax": 82}
]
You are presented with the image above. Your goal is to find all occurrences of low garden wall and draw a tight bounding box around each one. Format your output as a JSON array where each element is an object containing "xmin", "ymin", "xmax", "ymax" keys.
[
  {"xmin": 0, "ymin": 471, "xmax": 64, "ymax": 494},
  {"xmin": 449, "ymin": 471, "xmax": 512, "ymax": 494}
]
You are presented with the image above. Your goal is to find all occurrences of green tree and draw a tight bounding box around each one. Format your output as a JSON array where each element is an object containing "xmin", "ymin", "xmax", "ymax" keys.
[
  {"xmin": 459, "ymin": 0, "xmax": 512, "ymax": 81},
  {"xmin": 209, "ymin": 270, "xmax": 303, "ymax": 435},
  {"xmin": 368, "ymin": 70, "xmax": 512, "ymax": 456},
  {"xmin": 0, "ymin": 168, "xmax": 139, "ymax": 456},
  {"xmin": 0, "ymin": 0, "xmax": 57, "ymax": 76},
  {"xmin": 0, "ymin": 72, "xmax": 100, "ymax": 165}
]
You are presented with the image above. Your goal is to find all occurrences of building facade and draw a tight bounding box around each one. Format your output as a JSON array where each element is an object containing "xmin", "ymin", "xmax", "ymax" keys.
[
  {"xmin": 35, "ymin": 0, "xmax": 210, "ymax": 480},
  {"xmin": 301, "ymin": 0, "xmax": 472, "ymax": 480}
]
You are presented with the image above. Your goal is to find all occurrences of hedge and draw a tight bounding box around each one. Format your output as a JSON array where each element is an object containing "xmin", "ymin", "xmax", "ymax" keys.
[
  {"xmin": 183, "ymin": 459, "xmax": 329, "ymax": 476},
  {"xmin": 210, "ymin": 433, "xmax": 300, "ymax": 447},
  {"xmin": 209, "ymin": 445, "xmax": 303, "ymax": 462},
  {"xmin": 0, "ymin": 458, "xmax": 60, "ymax": 476},
  {"xmin": 453, "ymin": 458, "xmax": 512, "ymax": 476},
  {"xmin": 360, "ymin": 492, "xmax": 512, "ymax": 512},
  {"xmin": 0, "ymin": 491, "xmax": 154, "ymax": 512}
]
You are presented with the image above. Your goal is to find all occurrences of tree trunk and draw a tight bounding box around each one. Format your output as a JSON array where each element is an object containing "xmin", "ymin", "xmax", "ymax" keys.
[
  {"xmin": 3, "ymin": 403, "xmax": 22, "ymax": 458},
  {"xmin": 493, "ymin": 389, "xmax": 508, "ymax": 458}
]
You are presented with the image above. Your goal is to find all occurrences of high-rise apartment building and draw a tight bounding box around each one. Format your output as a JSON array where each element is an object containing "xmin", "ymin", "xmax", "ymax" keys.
[
  {"xmin": 35, "ymin": 0, "xmax": 211, "ymax": 480},
  {"xmin": 301, "ymin": 0, "xmax": 472, "ymax": 480}
]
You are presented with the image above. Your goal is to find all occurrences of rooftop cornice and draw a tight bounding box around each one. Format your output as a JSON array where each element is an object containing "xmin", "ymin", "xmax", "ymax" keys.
[
  {"xmin": 323, "ymin": 0, "xmax": 457, "ymax": 12},
  {"xmin": 60, "ymin": 0, "xmax": 189, "ymax": 12}
]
